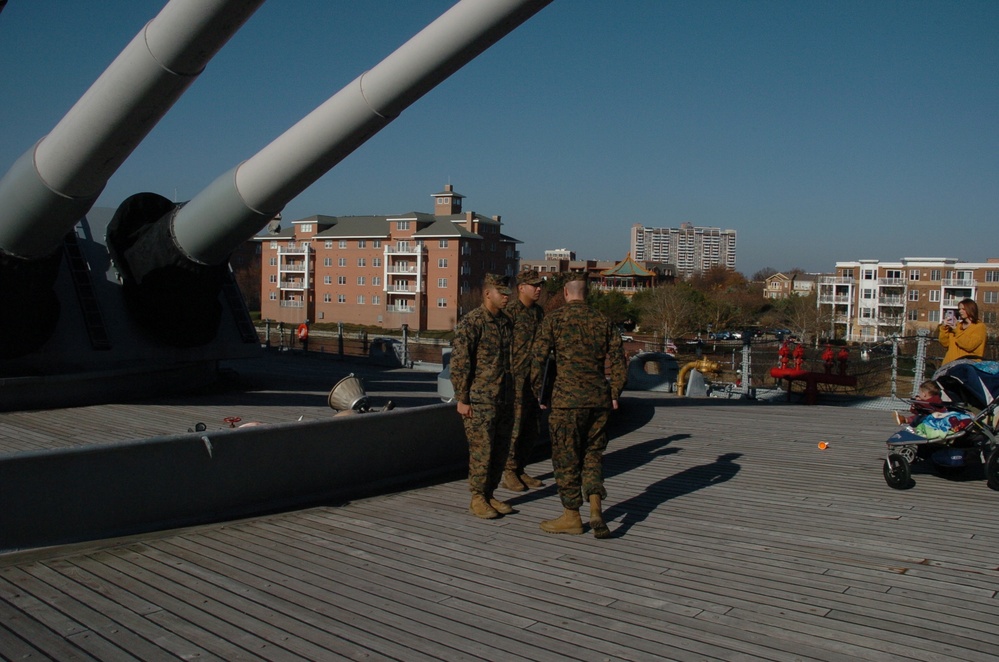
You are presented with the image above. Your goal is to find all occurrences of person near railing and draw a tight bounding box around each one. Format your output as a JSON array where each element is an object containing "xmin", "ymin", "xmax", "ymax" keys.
[{"xmin": 938, "ymin": 298, "xmax": 986, "ymax": 365}]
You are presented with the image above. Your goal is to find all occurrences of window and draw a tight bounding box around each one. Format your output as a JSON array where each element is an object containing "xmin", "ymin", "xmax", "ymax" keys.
[
  {"xmin": 396, "ymin": 241, "xmax": 409, "ymax": 252},
  {"xmin": 929, "ymin": 290, "xmax": 940, "ymax": 302},
  {"xmin": 862, "ymin": 269, "xmax": 876, "ymax": 280},
  {"xmin": 437, "ymin": 298, "xmax": 448, "ymax": 308},
  {"xmin": 269, "ymin": 291, "xmax": 277, "ymax": 300},
  {"xmin": 372, "ymin": 295, "xmax": 380, "ymax": 305},
  {"xmin": 396, "ymin": 220, "xmax": 410, "ymax": 230},
  {"xmin": 372, "ymin": 276, "xmax": 381, "ymax": 286},
  {"xmin": 860, "ymin": 307, "xmax": 874, "ymax": 319},
  {"xmin": 358, "ymin": 258, "xmax": 366, "ymax": 267},
  {"xmin": 987, "ymin": 271, "xmax": 999, "ymax": 282},
  {"xmin": 337, "ymin": 276, "xmax": 346, "ymax": 285},
  {"xmin": 985, "ymin": 312, "xmax": 998, "ymax": 324},
  {"xmin": 301, "ymin": 224, "xmax": 313, "ymax": 233},
  {"xmin": 325, "ymin": 240, "xmax": 333, "ymax": 249},
  {"xmin": 373, "ymin": 257, "xmax": 382, "ymax": 267},
  {"xmin": 909, "ymin": 270, "xmax": 919, "ymax": 281},
  {"xmin": 438, "ymin": 278, "xmax": 448, "ymax": 288},
  {"xmin": 928, "ymin": 310, "xmax": 940, "ymax": 322},
  {"xmin": 357, "ymin": 295, "xmax": 365, "ymax": 304},
  {"xmin": 337, "ymin": 294, "xmax": 346, "ymax": 303},
  {"xmin": 908, "ymin": 290, "xmax": 919, "ymax": 301},
  {"xmin": 439, "ymin": 239, "xmax": 449, "ymax": 248},
  {"xmin": 323, "ymin": 293, "xmax": 332, "ymax": 303},
  {"xmin": 270, "ymin": 241, "xmax": 278, "ymax": 249},
  {"xmin": 323, "ymin": 275, "xmax": 331, "ymax": 285},
  {"xmin": 338, "ymin": 258, "xmax": 346, "ymax": 267},
  {"xmin": 339, "ymin": 240, "xmax": 347, "ymax": 249},
  {"xmin": 438, "ymin": 258, "xmax": 448, "ymax": 268},
  {"xmin": 437, "ymin": 197, "xmax": 445, "ymax": 204},
  {"xmin": 269, "ymin": 274, "xmax": 277, "ymax": 283},
  {"xmin": 269, "ymin": 257, "xmax": 277, "ymax": 266},
  {"xmin": 930, "ymin": 269, "xmax": 941, "ymax": 280},
  {"xmin": 861, "ymin": 288, "xmax": 875, "ymax": 299},
  {"xmin": 358, "ymin": 240, "xmax": 366, "ymax": 248},
  {"xmin": 907, "ymin": 309, "xmax": 918, "ymax": 321},
  {"xmin": 357, "ymin": 276, "xmax": 365, "ymax": 285},
  {"xmin": 985, "ymin": 291, "xmax": 999, "ymax": 304},
  {"xmin": 323, "ymin": 257, "xmax": 332, "ymax": 267},
  {"xmin": 373, "ymin": 240, "xmax": 382, "ymax": 248},
  {"xmin": 885, "ymin": 269, "xmax": 902, "ymax": 280}
]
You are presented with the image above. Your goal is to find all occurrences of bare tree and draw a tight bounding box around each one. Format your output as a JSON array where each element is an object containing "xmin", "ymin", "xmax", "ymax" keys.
[{"xmin": 632, "ymin": 283, "xmax": 704, "ymax": 342}]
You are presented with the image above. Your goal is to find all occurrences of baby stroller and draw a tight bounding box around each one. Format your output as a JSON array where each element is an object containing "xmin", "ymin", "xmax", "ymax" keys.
[{"xmin": 883, "ymin": 360, "xmax": 999, "ymax": 490}]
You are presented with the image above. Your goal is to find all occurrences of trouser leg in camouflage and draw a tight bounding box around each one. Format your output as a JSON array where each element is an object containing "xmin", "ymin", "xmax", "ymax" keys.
[
  {"xmin": 505, "ymin": 377, "xmax": 540, "ymax": 474},
  {"xmin": 548, "ymin": 407, "xmax": 609, "ymax": 510},
  {"xmin": 464, "ymin": 402, "xmax": 514, "ymax": 496}
]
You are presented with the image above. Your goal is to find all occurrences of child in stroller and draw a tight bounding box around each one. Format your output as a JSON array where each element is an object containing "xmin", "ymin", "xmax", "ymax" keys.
[{"xmin": 883, "ymin": 361, "xmax": 999, "ymax": 490}]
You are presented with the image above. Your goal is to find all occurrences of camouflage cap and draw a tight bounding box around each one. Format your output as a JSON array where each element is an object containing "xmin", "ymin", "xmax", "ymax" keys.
[
  {"xmin": 484, "ymin": 273, "xmax": 512, "ymax": 295},
  {"xmin": 516, "ymin": 269, "xmax": 543, "ymax": 286}
]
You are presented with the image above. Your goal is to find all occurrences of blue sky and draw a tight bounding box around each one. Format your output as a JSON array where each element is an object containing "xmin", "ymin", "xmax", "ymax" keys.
[{"xmin": 1, "ymin": 1, "xmax": 996, "ymax": 277}]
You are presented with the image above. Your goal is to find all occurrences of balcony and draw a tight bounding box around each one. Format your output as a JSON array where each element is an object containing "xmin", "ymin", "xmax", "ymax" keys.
[
  {"xmin": 878, "ymin": 316, "xmax": 903, "ymax": 326},
  {"xmin": 878, "ymin": 278, "xmax": 905, "ymax": 286},
  {"xmin": 877, "ymin": 296, "xmax": 904, "ymax": 306},
  {"xmin": 818, "ymin": 294, "xmax": 851, "ymax": 305},
  {"xmin": 386, "ymin": 285, "xmax": 417, "ymax": 295},
  {"xmin": 279, "ymin": 280, "xmax": 306, "ymax": 290},
  {"xmin": 279, "ymin": 300, "xmax": 305, "ymax": 308},
  {"xmin": 388, "ymin": 304, "xmax": 415, "ymax": 314},
  {"xmin": 385, "ymin": 265, "xmax": 419, "ymax": 275},
  {"xmin": 819, "ymin": 276, "xmax": 855, "ymax": 285},
  {"xmin": 942, "ymin": 278, "xmax": 976, "ymax": 287},
  {"xmin": 384, "ymin": 247, "xmax": 425, "ymax": 256}
]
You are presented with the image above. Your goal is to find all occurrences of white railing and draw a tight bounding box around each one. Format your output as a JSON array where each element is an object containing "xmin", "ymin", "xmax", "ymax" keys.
[
  {"xmin": 279, "ymin": 300, "xmax": 304, "ymax": 308},
  {"xmin": 819, "ymin": 276, "xmax": 855, "ymax": 284},
  {"xmin": 878, "ymin": 296, "xmax": 904, "ymax": 306},
  {"xmin": 279, "ymin": 280, "xmax": 306, "ymax": 289},
  {"xmin": 942, "ymin": 278, "xmax": 976, "ymax": 287},
  {"xmin": 818, "ymin": 294, "xmax": 851, "ymax": 304}
]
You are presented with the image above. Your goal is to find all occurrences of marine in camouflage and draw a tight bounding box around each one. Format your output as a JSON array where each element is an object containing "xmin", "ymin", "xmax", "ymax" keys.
[{"xmin": 504, "ymin": 295, "xmax": 544, "ymax": 475}]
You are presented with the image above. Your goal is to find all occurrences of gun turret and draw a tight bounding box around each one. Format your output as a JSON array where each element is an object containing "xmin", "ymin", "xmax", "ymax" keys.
[
  {"xmin": 0, "ymin": 0, "xmax": 262, "ymax": 357},
  {"xmin": 107, "ymin": 0, "xmax": 553, "ymax": 347}
]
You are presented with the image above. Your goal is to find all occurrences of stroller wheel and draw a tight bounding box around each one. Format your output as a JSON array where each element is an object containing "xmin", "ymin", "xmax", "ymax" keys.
[
  {"xmin": 883, "ymin": 453, "xmax": 913, "ymax": 490},
  {"xmin": 986, "ymin": 447, "xmax": 999, "ymax": 491}
]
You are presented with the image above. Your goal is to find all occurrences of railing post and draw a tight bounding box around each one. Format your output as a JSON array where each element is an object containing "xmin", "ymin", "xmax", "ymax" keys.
[
  {"xmin": 912, "ymin": 329, "xmax": 930, "ymax": 395},
  {"xmin": 890, "ymin": 334, "xmax": 899, "ymax": 399},
  {"xmin": 337, "ymin": 322, "xmax": 344, "ymax": 358}
]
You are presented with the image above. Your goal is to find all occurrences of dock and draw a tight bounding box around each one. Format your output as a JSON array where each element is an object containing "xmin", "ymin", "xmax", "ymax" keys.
[{"xmin": 2, "ymin": 354, "xmax": 998, "ymax": 661}]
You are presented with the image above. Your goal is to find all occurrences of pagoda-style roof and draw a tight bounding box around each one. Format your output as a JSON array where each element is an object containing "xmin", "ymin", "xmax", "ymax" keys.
[{"xmin": 600, "ymin": 253, "xmax": 655, "ymax": 277}]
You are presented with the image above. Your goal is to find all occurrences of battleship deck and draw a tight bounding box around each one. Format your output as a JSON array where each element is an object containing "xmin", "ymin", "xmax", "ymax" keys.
[{"xmin": 2, "ymin": 356, "xmax": 998, "ymax": 661}]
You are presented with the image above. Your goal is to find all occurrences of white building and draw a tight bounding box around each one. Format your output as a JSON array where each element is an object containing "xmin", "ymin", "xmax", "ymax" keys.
[{"xmin": 630, "ymin": 222, "xmax": 736, "ymax": 278}]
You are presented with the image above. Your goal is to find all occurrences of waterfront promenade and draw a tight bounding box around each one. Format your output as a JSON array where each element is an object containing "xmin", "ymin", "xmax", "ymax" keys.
[{"xmin": 2, "ymin": 355, "xmax": 998, "ymax": 660}]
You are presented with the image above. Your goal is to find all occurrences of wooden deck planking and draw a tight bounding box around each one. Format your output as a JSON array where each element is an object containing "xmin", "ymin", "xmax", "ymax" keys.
[{"xmin": 3, "ymin": 361, "xmax": 999, "ymax": 660}]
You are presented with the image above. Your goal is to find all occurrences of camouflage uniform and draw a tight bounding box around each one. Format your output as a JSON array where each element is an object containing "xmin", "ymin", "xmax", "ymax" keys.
[
  {"xmin": 450, "ymin": 304, "xmax": 514, "ymax": 497},
  {"xmin": 504, "ymin": 295, "xmax": 544, "ymax": 476},
  {"xmin": 531, "ymin": 299, "xmax": 626, "ymax": 510}
]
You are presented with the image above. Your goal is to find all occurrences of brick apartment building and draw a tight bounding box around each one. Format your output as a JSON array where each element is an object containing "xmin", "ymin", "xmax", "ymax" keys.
[
  {"xmin": 256, "ymin": 185, "xmax": 520, "ymax": 331},
  {"xmin": 817, "ymin": 258, "xmax": 999, "ymax": 342}
]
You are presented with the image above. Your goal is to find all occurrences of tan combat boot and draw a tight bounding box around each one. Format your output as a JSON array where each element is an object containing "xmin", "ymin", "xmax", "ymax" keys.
[
  {"xmin": 519, "ymin": 473, "xmax": 544, "ymax": 489},
  {"xmin": 488, "ymin": 497, "xmax": 514, "ymax": 515},
  {"xmin": 501, "ymin": 470, "xmax": 526, "ymax": 492},
  {"xmin": 540, "ymin": 508, "xmax": 584, "ymax": 535},
  {"xmin": 469, "ymin": 494, "xmax": 499, "ymax": 519},
  {"xmin": 589, "ymin": 494, "xmax": 611, "ymax": 539}
]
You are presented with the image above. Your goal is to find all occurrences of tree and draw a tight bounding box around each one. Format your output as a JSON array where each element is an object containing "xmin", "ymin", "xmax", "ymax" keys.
[
  {"xmin": 632, "ymin": 282, "xmax": 705, "ymax": 341},
  {"xmin": 751, "ymin": 267, "xmax": 778, "ymax": 282},
  {"xmin": 589, "ymin": 289, "xmax": 633, "ymax": 328}
]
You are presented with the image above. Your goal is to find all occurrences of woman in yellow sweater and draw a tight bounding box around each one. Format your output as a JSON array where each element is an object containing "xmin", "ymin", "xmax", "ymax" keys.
[{"xmin": 938, "ymin": 298, "xmax": 987, "ymax": 365}]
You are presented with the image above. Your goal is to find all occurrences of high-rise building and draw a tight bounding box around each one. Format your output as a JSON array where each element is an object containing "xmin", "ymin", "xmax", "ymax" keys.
[
  {"xmin": 256, "ymin": 185, "xmax": 520, "ymax": 331},
  {"xmin": 630, "ymin": 222, "xmax": 736, "ymax": 278}
]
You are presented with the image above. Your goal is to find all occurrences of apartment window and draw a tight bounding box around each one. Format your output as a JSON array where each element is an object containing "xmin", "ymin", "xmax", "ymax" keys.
[
  {"xmin": 358, "ymin": 258, "xmax": 366, "ymax": 267},
  {"xmin": 987, "ymin": 271, "xmax": 999, "ymax": 282},
  {"xmin": 323, "ymin": 257, "xmax": 332, "ymax": 267},
  {"xmin": 373, "ymin": 257, "xmax": 382, "ymax": 267},
  {"xmin": 357, "ymin": 295, "xmax": 365, "ymax": 304},
  {"xmin": 338, "ymin": 276, "xmax": 346, "ymax": 285},
  {"xmin": 439, "ymin": 239, "xmax": 449, "ymax": 248},
  {"xmin": 372, "ymin": 276, "xmax": 381, "ymax": 286},
  {"xmin": 338, "ymin": 240, "xmax": 347, "ymax": 249},
  {"xmin": 929, "ymin": 290, "xmax": 940, "ymax": 302},
  {"xmin": 270, "ymin": 241, "xmax": 278, "ymax": 249},
  {"xmin": 928, "ymin": 310, "xmax": 940, "ymax": 322},
  {"xmin": 930, "ymin": 269, "xmax": 941, "ymax": 280},
  {"xmin": 985, "ymin": 312, "xmax": 998, "ymax": 324},
  {"xmin": 908, "ymin": 290, "xmax": 919, "ymax": 301},
  {"xmin": 839, "ymin": 269, "xmax": 851, "ymax": 279},
  {"xmin": 269, "ymin": 291, "xmax": 277, "ymax": 300},
  {"xmin": 323, "ymin": 275, "xmax": 332, "ymax": 285},
  {"xmin": 358, "ymin": 240, "xmax": 367, "ymax": 248},
  {"xmin": 323, "ymin": 293, "xmax": 332, "ymax": 303},
  {"xmin": 337, "ymin": 294, "xmax": 346, "ymax": 303},
  {"xmin": 372, "ymin": 295, "xmax": 381, "ymax": 305},
  {"xmin": 269, "ymin": 274, "xmax": 277, "ymax": 283},
  {"xmin": 396, "ymin": 220, "xmax": 410, "ymax": 230},
  {"xmin": 438, "ymin": 298, "xmax": 448, "ymax": 308},
  {"xmin": 438, "ymin": 258, "xmax": 448, "ymax": 268},
  {"xmin": 338, "ymin": 258, "xmax": 346, "ymax": 267},
  {"xmin": 908, "ymin": 270, "xmax": 919, "ymax": 281},
  {"xmin": 438, "ymin": 278, "xmax": 448, "ymax": 288},
  {"xmin": 862, "ymin": 269, "xmax": 876, "ymax": 280},
  {"xmin": 396, "ymin": 241, "xmax": 409, "ymax": 252},
  {"xmin": 324, "ymin": 240, "xmax": 333, "ymax": 249},
  {"xmin": 907, "ymin": 309, "xmax": 918, "ymax": 321},
  {"xmin": 985, "ymin": 291, "xmax": 999, "ymax": 304},
  {"xmin": 269, "ymin": 257, "xmax": 277, "ymax": 266},
  {"xmin": 301, "ymin": 224, "xmax": 313, "ymax": 233},
  {"xmin": 860, "ymin": 308, "xmax": 874, "ymax": 319},
  {"xmin": 861, "ymin": 289, "xmax": 875, "ymax": 299},
  {"xmin": 357, "ymin": 276, "xmax": 365, "ymax": 285},
  {"xmin": 373, "ymin": 240, "xmax": 382, "ymax": 248}
]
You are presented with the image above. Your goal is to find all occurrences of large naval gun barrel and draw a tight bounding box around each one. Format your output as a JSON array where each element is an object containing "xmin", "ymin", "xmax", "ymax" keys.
[
  {"xmin": 0, "ymin": 0, "xmax": 263, "ymax": 357},
  {"xmin": 108, "ymin": 0, "xmax": 553, "ymax": 346}
]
